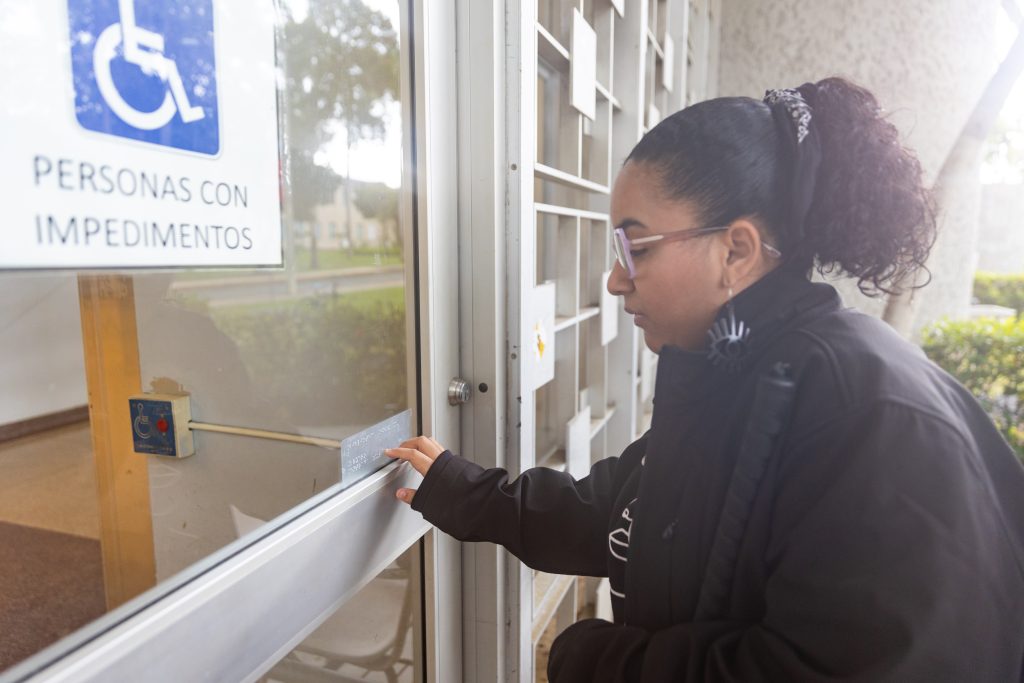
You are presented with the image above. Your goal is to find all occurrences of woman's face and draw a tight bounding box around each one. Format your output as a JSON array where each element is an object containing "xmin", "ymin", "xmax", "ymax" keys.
[{"xmin": 606, "ymin": 161, "xmax": 728, "ymax": 353}]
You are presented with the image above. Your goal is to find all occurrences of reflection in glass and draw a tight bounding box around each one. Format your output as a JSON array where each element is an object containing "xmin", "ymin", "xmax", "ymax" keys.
[
  {"xmin": 0, "ymin": 0, "xmax": 409, "ymax": 673},
  {"xmin": 133, "ymin": 0, "xmax": 408, "ymax": 579},
  {"xmin": 259, "ymin": 543, "xmax": 421, "ymax": 683},
  {"xmin": 0, "ymin": 304, "xmax": 101, "ymax": 672}
]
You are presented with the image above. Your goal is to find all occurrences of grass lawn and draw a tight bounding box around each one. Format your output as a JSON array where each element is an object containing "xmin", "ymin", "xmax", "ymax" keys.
[
  {"xmin": 209, "ymin": 286, "xmax": 406, "ymax": 320},
  {"xmin": 171, "ymin": 248, "xmax": 403, "ymax": 281},
  {"xmin": 294, "ymin": 247, "xmax": 403, "ymax": 271},
  {"xmin": 342, "ymin": 286, "xmax": 406, "ymax": 310}
]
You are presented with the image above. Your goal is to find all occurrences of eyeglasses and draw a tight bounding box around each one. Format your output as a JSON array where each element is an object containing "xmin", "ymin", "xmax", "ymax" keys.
[{"xmin": 611, "ymin": 226, "xmax": 783, "ymax": 279}]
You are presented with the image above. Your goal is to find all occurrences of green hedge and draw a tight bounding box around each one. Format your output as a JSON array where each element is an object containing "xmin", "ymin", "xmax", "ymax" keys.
[
  {"xmin": 215, "ymin": 296, "xmax": 408, "ymax": 426},
  {"xmin": 921, "ymin": 317, "xmax": 1024, "ymax": 459},
  {"xmin": 973, "ymin": 272, "xmax": 1024, "ymax": 315}
]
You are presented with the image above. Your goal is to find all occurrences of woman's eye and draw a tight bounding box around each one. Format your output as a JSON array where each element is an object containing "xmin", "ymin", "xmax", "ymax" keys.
[{"xmin": 630, "ymin": 249, "xmax": 648, "ymax": 258}]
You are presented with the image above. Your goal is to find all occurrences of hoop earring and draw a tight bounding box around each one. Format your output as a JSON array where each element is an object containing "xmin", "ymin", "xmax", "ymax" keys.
[{"xmin": 707, "ymin": 287, "xmax": 750, "ymax": 372}]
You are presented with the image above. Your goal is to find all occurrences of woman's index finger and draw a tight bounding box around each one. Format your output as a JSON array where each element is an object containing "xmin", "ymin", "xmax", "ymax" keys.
[
  {"xmin": 385, "ymin": 447, "xmax": 432, "ymax": 475},
  {"xmin": 398, "ymin": 435, "xmax": 428, "ymax": 450}
]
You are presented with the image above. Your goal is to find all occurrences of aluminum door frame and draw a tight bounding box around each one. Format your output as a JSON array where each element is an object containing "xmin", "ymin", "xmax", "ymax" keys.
[{"xmin": 0, "ymin": 1, "xmax": 464, "ymax": 681}]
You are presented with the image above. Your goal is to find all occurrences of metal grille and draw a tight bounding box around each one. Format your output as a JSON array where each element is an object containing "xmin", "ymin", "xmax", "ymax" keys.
[{"xmin": 514, "ymin": 0, "xmax": 722, "ymax": 674}]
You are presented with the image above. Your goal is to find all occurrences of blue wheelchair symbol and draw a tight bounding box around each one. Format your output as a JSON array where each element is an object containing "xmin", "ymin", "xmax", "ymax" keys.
[{"xmin": 68, "ymin": 0, "xmax": 219, "ymax": 156}]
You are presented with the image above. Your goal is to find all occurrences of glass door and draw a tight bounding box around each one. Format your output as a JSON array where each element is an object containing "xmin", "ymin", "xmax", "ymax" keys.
[{"xmin": 0, "ymin": 0, "xmax": 462, "ymax": 680}]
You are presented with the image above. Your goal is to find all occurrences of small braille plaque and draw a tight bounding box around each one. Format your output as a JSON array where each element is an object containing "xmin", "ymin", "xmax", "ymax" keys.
[{"xmin": 340, "ymin": 410, "xmax": 412, "ymax": 488}]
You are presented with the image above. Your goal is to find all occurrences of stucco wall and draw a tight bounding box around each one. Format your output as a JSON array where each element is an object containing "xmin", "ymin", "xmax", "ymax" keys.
[
  {"xmin": 717, "ymin": 0, "xmax": 1002, "ymax": 330},
  {"xmin": 978, "ymin": 183, "xmax": 1024, "ymax": 274}
]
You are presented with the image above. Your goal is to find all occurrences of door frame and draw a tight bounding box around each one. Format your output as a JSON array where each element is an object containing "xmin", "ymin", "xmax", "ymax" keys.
[{"xmin": 0, "ymin": 0, "xmax": 463, "ymax": 680}]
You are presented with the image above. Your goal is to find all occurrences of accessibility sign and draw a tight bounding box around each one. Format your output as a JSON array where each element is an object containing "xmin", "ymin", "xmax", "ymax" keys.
[
  {"xmin": 0, "ymin": 0, "xmax": 282, "ymax": 269},
  {"xmin": 69, "ymin": 0, "xmax": 220, "ymax": 155}
]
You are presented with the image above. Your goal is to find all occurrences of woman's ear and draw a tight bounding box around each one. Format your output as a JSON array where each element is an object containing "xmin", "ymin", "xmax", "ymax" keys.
[{"xmin": 721, "ymin": 219, "xmax": 767, "ymax": 287}]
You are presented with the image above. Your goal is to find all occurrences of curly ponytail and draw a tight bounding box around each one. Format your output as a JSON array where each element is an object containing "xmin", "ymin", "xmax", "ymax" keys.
[
  {"xmin": 625, "ymin": 76, "xmax": 936, "ymax": 296},
  {"xmin": 797, "ymin": 77, "xmax": 936, "ymax": 295}
]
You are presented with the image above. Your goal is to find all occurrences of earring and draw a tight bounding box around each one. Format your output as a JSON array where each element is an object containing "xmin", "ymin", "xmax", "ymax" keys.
[{"xmin": 707, "ymin": 287, "xmax": 750, "ymax": 372}]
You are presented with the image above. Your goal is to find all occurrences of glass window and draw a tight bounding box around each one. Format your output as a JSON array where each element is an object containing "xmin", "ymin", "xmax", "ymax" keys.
[{"xmin": 0, "ymin": 0, "xmax": 409, "ymax": 673}]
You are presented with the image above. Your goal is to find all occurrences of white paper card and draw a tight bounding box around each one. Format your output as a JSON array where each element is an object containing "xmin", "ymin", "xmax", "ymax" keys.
[
  {"xmin": 640, "ymin": 348, "xmax": 657, "ymax": 400},
  {"xmin": 525, "ymin": 282, "xmax": 556, "ymax": 391},
  {"xmin": 648, "ymin": 103, "xmax": 662, "ymax": 128},
  {"xmin": 662, "ymin": 35, "xmax": 675, "ymax": 92},
  {"xmin": 601, "ymin": 270, "xmax": 619, "ymax": 345},
  {"xmin": 566, "ymin": 406, "xmax": 592, "ymax": 480},
  {"xmin": 570, "ymin": 10, "xmax": 597, "ymax": 120}
]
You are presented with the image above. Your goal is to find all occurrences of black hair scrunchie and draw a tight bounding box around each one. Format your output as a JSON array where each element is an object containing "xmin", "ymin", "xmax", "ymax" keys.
[{"xmin": 764, "ymin": 83, "xmax": 822, "ymax": 248}]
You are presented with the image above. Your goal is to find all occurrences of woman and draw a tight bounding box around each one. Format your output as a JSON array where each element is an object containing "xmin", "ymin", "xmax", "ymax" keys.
[{"xmin": 386, "ymin": 78, "xmax": 1024, "ymax": 681}]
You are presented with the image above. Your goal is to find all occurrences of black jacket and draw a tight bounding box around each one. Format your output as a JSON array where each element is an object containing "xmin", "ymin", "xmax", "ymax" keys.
[{"xmin": 412, "ymin": 270, "xmax": 1024, "ymax": 682}]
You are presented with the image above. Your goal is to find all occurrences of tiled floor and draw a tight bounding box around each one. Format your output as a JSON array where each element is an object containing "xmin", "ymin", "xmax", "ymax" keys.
[{"xmin": 0, "ymin": 422, "xmax": 100, "ymax": 539}]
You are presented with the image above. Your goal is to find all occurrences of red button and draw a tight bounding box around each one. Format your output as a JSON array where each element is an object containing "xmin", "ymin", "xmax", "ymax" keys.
[{"xmin": 156, "ymin": 418, "xmax": 169, "ymax": 433}]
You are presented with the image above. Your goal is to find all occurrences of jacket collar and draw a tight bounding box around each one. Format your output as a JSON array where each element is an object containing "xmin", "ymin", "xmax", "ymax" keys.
[{"xmin": 653, "ymin": 268, "xmax": 841, "ymax": 398}]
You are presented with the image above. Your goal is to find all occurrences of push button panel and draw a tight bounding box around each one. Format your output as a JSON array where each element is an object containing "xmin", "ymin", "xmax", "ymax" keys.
[{"xmin": 129, "ymin": 393, "xmax": 194, "ymax": 458}]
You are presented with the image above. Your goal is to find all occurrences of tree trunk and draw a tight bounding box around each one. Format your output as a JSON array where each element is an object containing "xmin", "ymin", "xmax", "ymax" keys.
[
  {"xmin": 309, "ymin": 223, "xmax": 319, "ymax": 270},
  {"xmin": 882, "ymin": 26, "xmax": 1024, "ymax": 336},
  {"xmin": 344, "ymin": 123, "xmax": 355, "ymax": 258}
]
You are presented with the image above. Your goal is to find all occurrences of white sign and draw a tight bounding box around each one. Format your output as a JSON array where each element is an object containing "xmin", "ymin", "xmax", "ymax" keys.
[
  {"xmin": 601, "ymin": 270, "xmax": 619, "ymax": 346},
  {"xmin": 0, "ymin": 0, "xmax": 282, "ymax": 269},
  {"xmin": 566, "ymin": 406, "xmax": 592, "ymax": 480},
  {"xmin": 524, "ymin": 282, "xmax": 556, "ymax": 392},
  {"xmin": 570, "ymin": 9, "xmax": 597, "ymax": 121}
]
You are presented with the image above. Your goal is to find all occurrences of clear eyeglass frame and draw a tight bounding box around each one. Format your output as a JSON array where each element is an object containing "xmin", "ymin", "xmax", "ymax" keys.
[{"xmin": 611, "ymin": 226, "xmax": 783, "ymax": 279}]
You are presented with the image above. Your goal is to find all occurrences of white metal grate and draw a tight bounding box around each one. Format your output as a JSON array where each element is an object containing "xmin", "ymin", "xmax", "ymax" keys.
[{"xmin": 514, "ymin": 0, "xmax": 723, "ymax": 676}]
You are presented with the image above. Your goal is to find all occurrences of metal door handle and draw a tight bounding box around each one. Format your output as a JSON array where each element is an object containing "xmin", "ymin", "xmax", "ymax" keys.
[{"xmin": 448, "ymin": 378, "xmax": 472, "ymax": 405}]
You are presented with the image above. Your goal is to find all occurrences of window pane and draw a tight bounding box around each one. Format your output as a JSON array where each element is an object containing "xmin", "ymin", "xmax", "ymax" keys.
[{"xmin": 0, "ymin": 0, "xmax": 408, "ymax": 672}]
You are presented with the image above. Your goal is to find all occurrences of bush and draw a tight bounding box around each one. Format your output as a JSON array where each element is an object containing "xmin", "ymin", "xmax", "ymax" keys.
[
  {"xmin": 973, "ymin": 272, "xmax": 1024, "ymax": 316},
  {"xmin": 214, "ymin": 296, "xmax": 408, "ymax": 426},
  {"xmin": 921, "ymin": 317, "xmax": 1024, "ymax": 459}
]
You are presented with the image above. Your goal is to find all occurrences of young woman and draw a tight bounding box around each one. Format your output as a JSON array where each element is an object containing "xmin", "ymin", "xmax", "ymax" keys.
[{"xmin": 386, "ymin": 78, "xmax": 1024, "ymax": 681}]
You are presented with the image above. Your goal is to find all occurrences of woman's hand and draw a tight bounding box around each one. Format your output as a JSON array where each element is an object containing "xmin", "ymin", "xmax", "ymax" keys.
[{"xmin": 385, "ymin": 435, "xmax": 447, "ymax": 504}]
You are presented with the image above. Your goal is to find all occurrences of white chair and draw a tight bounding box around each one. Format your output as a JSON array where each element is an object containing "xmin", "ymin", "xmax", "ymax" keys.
[{"xmin": 231, "ymin": 505, "xmax": 415, "ymax": 683}]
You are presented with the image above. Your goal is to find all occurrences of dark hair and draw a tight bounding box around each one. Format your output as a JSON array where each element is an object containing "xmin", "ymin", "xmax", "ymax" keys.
[{"xmin": 626, "ymin": 77, "xmax": 936, "ymax": 296}]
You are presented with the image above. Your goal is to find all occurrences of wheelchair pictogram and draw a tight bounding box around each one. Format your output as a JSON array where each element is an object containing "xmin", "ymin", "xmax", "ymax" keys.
[
  {"xmin": 69, "ymin": 0, "xmax": 220, "ymax": 155},
  {"xmin": 133, "ymin": 402, "xmax": 153, "ymax": 439},
  {"xmin": 93, "ymin": 0, "xmax": 205, "ymax": 131}
]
